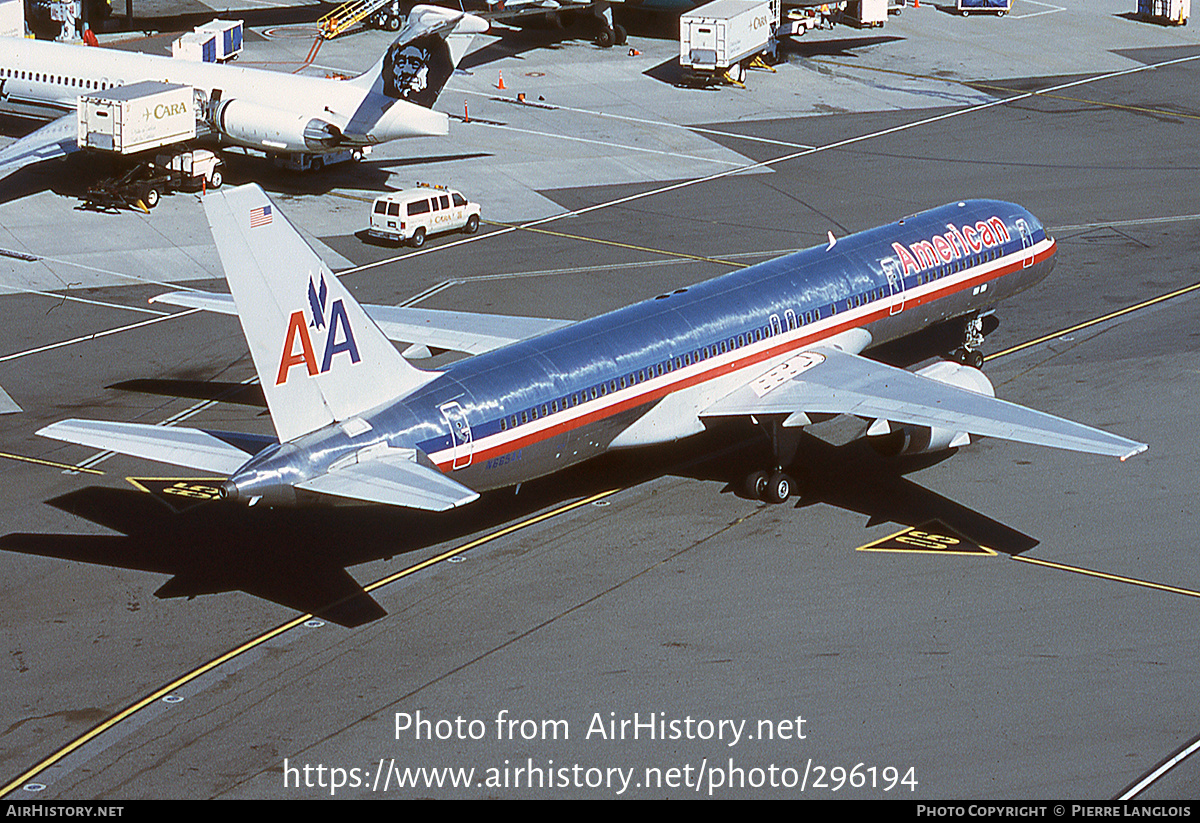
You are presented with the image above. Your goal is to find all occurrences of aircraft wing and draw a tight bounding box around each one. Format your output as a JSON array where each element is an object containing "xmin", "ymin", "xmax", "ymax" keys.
[
  {"xmin": 0, "ymin": 114, "xmax": 80, "ymax": 182},
  {"xmin": 700, "ymin": 346, "xmax": 1148, "ymax": 460},
  {"xmin": 37, "ymin": 419, "xmax": 274, "ymax": 474},
  {"xmin": 152, "ymin": 290, "xmax": 573, "ymax": 355},
  {"xmin": 296, "ymin": 451, "xmax": 479, "ymax": 510}
]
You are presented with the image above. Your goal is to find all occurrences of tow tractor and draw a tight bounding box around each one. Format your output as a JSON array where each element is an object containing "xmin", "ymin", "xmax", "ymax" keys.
[{"xmin": 83, "ymin": 149, "xmax": 224, "ymax": 212}]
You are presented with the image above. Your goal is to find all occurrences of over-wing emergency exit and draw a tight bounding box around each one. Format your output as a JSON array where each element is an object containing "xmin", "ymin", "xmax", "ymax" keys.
[
  {"xmin": 40, "ymin": 185, "xmax": 1145, "ymax": 511},
  {"xmin": 0, "ymin": 5, "xmax": 488, "ymax": 180}
]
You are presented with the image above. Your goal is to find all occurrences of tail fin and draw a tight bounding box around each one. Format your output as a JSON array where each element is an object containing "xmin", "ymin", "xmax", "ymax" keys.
[
  {"xmin": 202, "ymin": 184, "xmax": 438, "ymax": 444},
  {"xmin": 349, "ymin": 5, "xmax": 489, "ymax": 109}
]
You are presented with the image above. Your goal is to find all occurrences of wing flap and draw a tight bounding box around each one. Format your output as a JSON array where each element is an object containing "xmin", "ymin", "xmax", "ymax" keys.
[
  {"xmin": 152, "ymin": 290, "xmax": 573, "ymax": 355},
  {"xmin": 701, "ymin": 347, "xmax": 1147, "ymax": 460},
  {"xmin": 37, "ymin": 419, "xmax": 265, "ymax": 474},
  {"xmin": 296, "ymin": 452, "xmax": 479, "ymax": 510}
]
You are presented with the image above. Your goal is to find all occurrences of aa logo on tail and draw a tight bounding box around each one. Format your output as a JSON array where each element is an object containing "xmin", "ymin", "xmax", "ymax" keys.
[{"xmin": 276, "ymin": 274, "xmax": 361, "ymax": 385}]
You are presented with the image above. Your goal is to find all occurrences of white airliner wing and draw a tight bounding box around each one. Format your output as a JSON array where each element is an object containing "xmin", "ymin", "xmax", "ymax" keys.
[
  {"xmin": 0, "ymin": 114, "xmax": 79, "ymax": 182},
  {"xmin": 296, "ymin": 451, "xmax": 479, "ymax": 510},
  {"xmin": 701, "ymin": 346, "xmax": 1147, "ymax": 460},
  {"xmin": 37, "ymin": 419, "xmax": 269, "ymax": 474},
  {"xmin": 152, "ymin": 291, "xmax": 573, "ymax": 355}
]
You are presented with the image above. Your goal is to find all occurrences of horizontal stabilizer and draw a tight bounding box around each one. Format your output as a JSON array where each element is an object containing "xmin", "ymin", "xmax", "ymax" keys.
[
  {"xmin": 37, "ymin": 419, "xmax": 270, "ymax": 474},
  {"xmin": 152, "ymin": 290, "xmax": 573, "ymax": 355},
  {"xmin": 702, "ymin": 347, "xmax": 1147, "ymax": 460},
  {"xmin": 296, "ymin": 451, "xmax": 480, "ymax": 510},
  {"xmin": 0, "ymin": 114, "xmax": 79, "ymax": 181}
]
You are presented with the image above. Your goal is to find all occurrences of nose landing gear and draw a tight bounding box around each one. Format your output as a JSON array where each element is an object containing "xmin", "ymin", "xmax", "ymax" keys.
[{"xmin": 952, "ymin": 315, "xmax": 986, "ymax": 369}]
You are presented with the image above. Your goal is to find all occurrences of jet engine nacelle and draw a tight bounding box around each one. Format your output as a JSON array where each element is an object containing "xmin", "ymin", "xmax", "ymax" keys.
[
  {"xmin": 867, "ymin": 360, "xmax": 995, "ymax": 457},
  {"xmin": 213, "ymin": 99, "xmax": 342, "ymax": 152}
]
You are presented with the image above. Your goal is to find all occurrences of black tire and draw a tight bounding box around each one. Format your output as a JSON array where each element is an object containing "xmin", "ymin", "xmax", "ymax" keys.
[
  {"xmin": 409, "ymin": 227, "xmax": 426, "ymax": 248},
  {"xmin": 144, "ymin": 187, "xmax": 160, "ymax": 209},
  {"xmin": 463, "ymin": 214, "xmax": 480, "ymax": 234},
  {"xmin": 385, "ymin": 14, "xmax": 401, "ymax": 31},
  {"xmin": 614, "ymin": 23, "xmax": 627, "ymax": 46},
  {"xmin": 744, "ymin": 470, "xmax": 769, "ymax": 500},
  {"xmin": 310, "ymin": 157, "xmax": 324, "ymax": 173},
  {"xmin": 209, "ymin": 169, "xmax": 223, "ymax": 189},
  {"xmin": 595, "ymin": 26, "xmax": 615, "ymax": 48},
  {"xmin": 967, "ymin": 349, "xmax": 984, "ymax": 369},
  {"xmin": 764, "ymin": 472, "xmax": 792, "ymax": 505}
]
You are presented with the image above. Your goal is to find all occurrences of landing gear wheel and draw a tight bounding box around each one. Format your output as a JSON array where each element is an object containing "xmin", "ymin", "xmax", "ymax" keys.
[
  {"xmin": 384, "ymin": 14, "xmax": 401, "ymax": 31},
  {"xmin": 613, "ymin": 23, "xmax": 627, "ymax": 46},
  {"xmin": 463, "ymin": 214, "xmax": 480, "ymax": 234},
  {"xmin": 967, "ymin": 349, "xmax": 984, "ymax": 369},
  {"xmin": 744, "ymin": 470, "xmax": 769, "ymax": 500},
  {"xmin": 409, "ymin": 227, "xmax": 426, "ymax": 248},
  {"xmin": 764, "ymin": 471, "xmax": 792, "ymax": 505},
  {"xmin": 595, "ymin": 26, "xmax": 615, "ymax": 48}
]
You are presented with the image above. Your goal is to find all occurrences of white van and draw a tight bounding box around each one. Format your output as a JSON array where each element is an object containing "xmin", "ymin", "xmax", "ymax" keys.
[{"xmin": 368, "ymin": 185, "xmax": 481, "ymax": 247}]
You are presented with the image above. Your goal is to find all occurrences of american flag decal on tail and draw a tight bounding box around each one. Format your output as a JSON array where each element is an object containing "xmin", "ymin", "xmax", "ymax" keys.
[{"xmin": 249, "ymin": 205, "xmax": 273, "ymax": 228}]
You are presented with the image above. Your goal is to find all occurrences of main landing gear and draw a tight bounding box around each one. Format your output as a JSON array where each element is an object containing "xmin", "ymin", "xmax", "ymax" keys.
[
  {"xmin": 744, "ymin": 468, "xmax": 793, "ymax": 505},
  {"xmin": 591, "ymin": 1, "xmax": 626, "ymax": 48},
  {"xmin": 951, "ymin": 315, "xmax": 986, "ymax": 370},
  {"xmin": 742, "ymin": 416, "xmax": 802, "ymax": 505}
]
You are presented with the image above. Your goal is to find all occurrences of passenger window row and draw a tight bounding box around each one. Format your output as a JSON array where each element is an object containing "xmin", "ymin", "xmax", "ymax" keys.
[{"xmin": 0, "ymin": 67, "xmax": 110, "ymax": 90}]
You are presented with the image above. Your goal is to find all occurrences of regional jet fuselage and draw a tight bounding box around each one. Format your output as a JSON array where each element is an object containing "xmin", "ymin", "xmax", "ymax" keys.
[{"xmin": 0, "ymin": 6, "xmax": 486, "ymax": 177}]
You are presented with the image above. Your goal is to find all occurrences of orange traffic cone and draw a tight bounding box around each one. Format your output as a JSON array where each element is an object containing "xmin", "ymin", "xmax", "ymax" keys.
[
  {"xmin": 464, "ymin": 101, "xmax": 469, "ymax": 122},
  {"xmin": 497, "ymin": 70, "xmax": 506, "ymax": 90}
]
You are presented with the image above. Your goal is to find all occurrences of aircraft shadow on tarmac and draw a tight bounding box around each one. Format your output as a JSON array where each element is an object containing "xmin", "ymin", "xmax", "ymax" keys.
[
  {"xmin": 642, "ymin": 35, "xmax": 903, "ymax": 86},
  {"xmin": 0, "ymin": 144, "xmax": 496, "ymax": 207},
  {"xmin": 0, "ymin": 420, "xmax": 1035, "ymax": 630}
]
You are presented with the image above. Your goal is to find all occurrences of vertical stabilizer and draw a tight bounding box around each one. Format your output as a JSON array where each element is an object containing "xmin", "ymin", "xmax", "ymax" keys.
[
  {"xmin": 348, "ymin": 5, "xmax": 489, "ymax": 109},
  {"xmin": 203, "ymin": 184, "xmax": 437, "ymax": 443}
]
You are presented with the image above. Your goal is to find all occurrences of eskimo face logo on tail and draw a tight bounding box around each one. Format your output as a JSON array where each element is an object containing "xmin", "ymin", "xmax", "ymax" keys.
[
  {"xmin": 276, "ymin": 274, "xmax": 361, "ymax": 385},
  {"xmin": 381, "ymin": 33, "xmax": 453, "ymax": 108}
]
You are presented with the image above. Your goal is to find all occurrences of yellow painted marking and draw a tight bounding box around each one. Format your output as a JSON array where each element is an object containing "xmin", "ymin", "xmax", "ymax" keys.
[
  {"xmin": 0, "ymin": 451, "xmax": 104, "ymax": 475},
  {"xmin": 0, "ymin": 487, "xmax": 619, "ymax": 798},
  {"xmin": 1013, "ymin": 555, "xmax": 1200, "ymax": 599},
  {"xmin": 126, "ymin": 477, "xmax": 225, "ymax": 499},
  {"xmin": 485, "ymin": 220, "xmax": 748, "ymax": 269},
  {"xmin": 988, "ymin": 280, "xmax": 1200, "ymax": 361},
  {"xmin": 856, "ymin": 522, "xmax": 997, "ymax": 556},
  {"xmin": 365, "ymin": 489, "xmax": 618, "ymax": 593}
]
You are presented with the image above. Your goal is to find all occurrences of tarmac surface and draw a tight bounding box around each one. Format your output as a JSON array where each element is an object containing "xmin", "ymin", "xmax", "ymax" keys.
[{"xmin": 1, "ymin": 0, "xmax": 1199, "ymax": 799}]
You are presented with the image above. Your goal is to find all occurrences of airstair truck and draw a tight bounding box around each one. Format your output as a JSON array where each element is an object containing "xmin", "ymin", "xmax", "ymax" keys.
[{"xmin": 680, "ymin": 0, "xmax": 780, "ymax": 85}]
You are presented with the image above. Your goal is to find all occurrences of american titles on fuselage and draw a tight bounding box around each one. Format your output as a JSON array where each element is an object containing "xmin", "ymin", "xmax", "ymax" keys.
[{"xmin": 891, "ymin": 216, "xmax": 1012, "ymax": 277}]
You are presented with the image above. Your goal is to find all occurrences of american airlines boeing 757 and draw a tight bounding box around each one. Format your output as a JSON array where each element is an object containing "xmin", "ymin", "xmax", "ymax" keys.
[
  {"xmin": 0, "ymin": 6, "xmax": 488, "ymax": 179},
  {"xmin": 39, "ymin": 184, "xmax": 1145, "ymax": 511}
]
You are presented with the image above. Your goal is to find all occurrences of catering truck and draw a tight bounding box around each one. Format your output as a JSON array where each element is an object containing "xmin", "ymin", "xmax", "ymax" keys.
[{"xmin": 679, "ymin": 0, "xmax": 780, "ymax": 85}]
